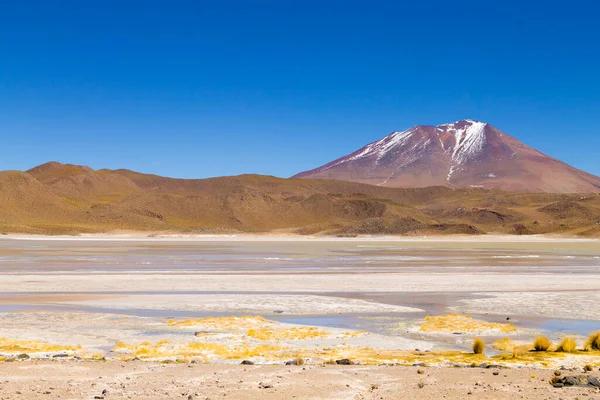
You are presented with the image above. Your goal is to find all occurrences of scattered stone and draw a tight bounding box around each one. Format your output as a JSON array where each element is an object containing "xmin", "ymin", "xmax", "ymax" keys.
[
  {"xmin": 554, "ymin": 370, "xmax": 562, "ymax": 377},
  {"xmin": 52, "ymin": 353, "xmax": 69, "ymax": 358},
  {"xmin": 492, "ymin": 371, "xmax": 500, "ymax": 376},
  {"xmin": 553, "ymin": 383, "xmax": 564, "ymax": 388},
  {"xmin": 335, "ymin": 359, "xmax": 353, "ymax": 365},
  {"xmin": 417, "ymin": 369, "xmax": 425, "ymax": 375},
  {"xmin": 102, "ymin": 389, "xmax": 109, "ymax": 395},
  {"xmin": 551, "ymin": 375, "xmax": 600, "ymax": 388},
  {"xmin": 188, "ymin": 395, "xmax": 194, "ymax": 400},
  {"xmin": 17, "ymin": 354, "xmax": 30, "ymax": 360},
  {"xmin": 285, "ymin": 358, "xmax": 305, "ymax": 366},
  {"xmin": 240, "ymin": 360, "xmax": 254, "ymax": 365},
  {"xmin": 259, "ymin": 382, "xmax": 273, "ymax": 389},
  {"xmin": 273, "ymin": 310, "xmax": 284, "ymax": 314},
  {"xmin": 418, "ymin": 381, "xmax": 425, "ymax": 389}
]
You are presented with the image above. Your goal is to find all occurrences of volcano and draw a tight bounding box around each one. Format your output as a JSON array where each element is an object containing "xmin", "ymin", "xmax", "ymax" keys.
[{"xmin": 294, "ymin": 119, "xmax": 600, "ymax": 193}]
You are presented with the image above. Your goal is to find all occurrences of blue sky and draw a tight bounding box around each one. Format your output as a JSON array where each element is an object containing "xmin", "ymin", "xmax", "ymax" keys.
[{"xmin": 1, "ymin": 0, "xmax": 599, "ymax": 178}]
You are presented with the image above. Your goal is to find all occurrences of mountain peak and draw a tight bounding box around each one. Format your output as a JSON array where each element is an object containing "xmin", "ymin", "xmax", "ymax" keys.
[{"xmin": 294, "ymin": 121, "xmax": 600, "ymax": 193}]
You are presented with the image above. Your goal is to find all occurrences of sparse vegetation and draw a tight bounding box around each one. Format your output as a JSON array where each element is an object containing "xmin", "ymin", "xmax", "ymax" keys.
[
  {"xmin": 556, "ymin": 337, "xmax": 577, "ymax": 353},
  {"xmin": 584, "ymin": 331, "xmax": 600, "ymax": 351},
  {"xmin": 533, "ymin": 336, "xmax": 552, "ymax": 351},
  {"xmin": 420, "ymin": 314, "xmax": 516, "ymax": 334},
  {"xmin": 473, "ymin": 338, "xmax": 485, "ymax": 354}
]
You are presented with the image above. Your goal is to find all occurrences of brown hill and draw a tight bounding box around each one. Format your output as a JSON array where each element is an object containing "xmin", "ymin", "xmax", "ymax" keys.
[
  {"xmin": 0, "ymin": 162, "xmax": 596, "ymax": 236},
  {"xmin": 293, "ymin": 120, "xmax": 600, "ymax": 193}
]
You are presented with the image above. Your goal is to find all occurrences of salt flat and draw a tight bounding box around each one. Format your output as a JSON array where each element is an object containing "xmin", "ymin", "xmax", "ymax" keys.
[{"xmin": 0, "ymin": 235, "xmax": 599, "ymax": 367}]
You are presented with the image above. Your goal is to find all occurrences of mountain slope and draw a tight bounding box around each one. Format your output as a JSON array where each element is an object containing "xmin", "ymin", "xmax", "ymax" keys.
[
  {"xmin": 0, "ymin": 162, "xmax": 599, "ymax": 236},
  {"xmin": 294, "ymin": 120, "xmax": 600, "ymax": 193}
]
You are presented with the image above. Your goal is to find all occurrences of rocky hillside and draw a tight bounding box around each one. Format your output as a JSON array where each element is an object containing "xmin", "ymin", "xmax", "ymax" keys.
[{"xmin": 0, "ymin": 162, "xmax": 597, "ymax": 236}]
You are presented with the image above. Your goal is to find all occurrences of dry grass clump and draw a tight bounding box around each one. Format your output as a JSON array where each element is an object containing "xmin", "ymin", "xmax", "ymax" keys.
[
  {"xmin": 533, "ymin": 336, "xmax": 552, "ymax": 352},
  {"xmin": 419, "ymin": 314, "xmax": 516, "ymax": 334},
  {"xmin": 473, "ymin": 337, "xmax": 485, "ymax": 354},
  {"xmin": 168, "ymin": 316, "xmax": 268, "ymax": 330},
  {"xmin": 556, "ymin": 337, "xmax": 577, "ymax": 353},
  {"xmin": 584, "ymin": 331, "xmax": 600, "ymax": 351},
  {"xmin": 0, "ymin": 337, "xmax": 80, "ymax": 354},
  {"xmin": 492, "ymin": 338, "xmax": 516, "ymax": 352},
  {"xmin": 246, "ymin": 327, "xmax": 330, "ymax": 341}
]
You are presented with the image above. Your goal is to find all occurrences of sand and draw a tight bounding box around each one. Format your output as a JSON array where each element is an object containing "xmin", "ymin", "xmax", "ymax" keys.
[{"xmin": 0, "ymin": 362, "xmax": 598, "ymax": 400}]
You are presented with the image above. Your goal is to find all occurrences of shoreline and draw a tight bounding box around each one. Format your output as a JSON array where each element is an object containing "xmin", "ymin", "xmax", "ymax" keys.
[{"xmin": 3, "ymin": 232, "xmax": 599, "ymax": 242}]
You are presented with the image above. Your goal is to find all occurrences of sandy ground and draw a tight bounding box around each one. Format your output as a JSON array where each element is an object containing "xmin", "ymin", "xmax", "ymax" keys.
[{"xmin": 0, "ymin": 362, "xmax": 598, "ymax": 400}]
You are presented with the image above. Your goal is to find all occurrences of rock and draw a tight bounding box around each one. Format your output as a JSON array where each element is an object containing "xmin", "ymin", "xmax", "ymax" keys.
[
  {"xmin": 188, "ymin": 395, "xmax": 194, "ymax": 400},
  {"xmin": 335, "ymin": 359, "xmax": 353, "ymax": 365},
  {"xmin": 102, "ymin": 389, "xmax": 109, "ymax": 394},
  {"xmin": 17, "ymin": 354, "xmax": 30, "ymax": 360},
  {"xmin": 588, "ymin": 376, "xmax": 600, "ymax": 388},
  {"xmin": 285, "ymin": 359, "xmax": 304, "ymax": 366},
  {"xmin": 554, "ymin": 370, "xmax": 562, "ymax": 377},
  {"xmin": 259, "ymin": 382, "xmax": 273, "ymax": 389},
  {"xmin": 553, "ymin": 375, "xmax": 600, "ymax": 387},
  {"xmin": 553, "ymin": 383, "xmax": 564, "ymax": 388},
  {"xmin": 417, "ymin": 369, "xmax": 425, "ymax": 375},
  {"xmin": 492, "ymin": 371, "xmax": 500, "ymax": 376},
  {"xmin": 273, "ymin": 310, "xmax": 284, "ymax": 314},
  {"xmin": 240, "ymin": 360, "xmax": 254, "ymax": 365},
  {"xmin": 52, "ymin": 353, "xmax": 69, "ymax": 358}
]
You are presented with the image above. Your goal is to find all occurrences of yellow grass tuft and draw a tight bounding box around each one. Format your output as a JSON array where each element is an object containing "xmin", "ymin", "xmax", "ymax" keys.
[
  {"xmin": 0, "ymin": 337, "xmax": 79, "ymax": 355},
  {"xmin": 246, "ymin": 327, "xmax": 330, "ymax": 341},
  {"xmin": 492, "ymin": 338, "xmax": 516, "ymax": 352},
  {"xmin": 168, "ymin": 316, "xmax": 268, "ymax": 330},
  {"xmin": 473, "ymin": 337, "xmax": 485, "ymax": 354},
  {"xmin": 556, "ymin": 337, "xmax": 577, "ymax": 353},
  {"xmin": 533, "ymin": 336, "xmax": 552, "ymax": 352},
  {"xmin": 584, "ymin": 331, "xmax": 600, "ymax": 351},
  {"xmin": 419, "ymin": 314, "xmax": 516, "ymax": 334}
]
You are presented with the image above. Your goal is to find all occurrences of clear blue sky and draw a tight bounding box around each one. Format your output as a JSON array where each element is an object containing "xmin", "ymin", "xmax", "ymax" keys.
[{"xmin": 1, "ymin": 0, "xmax": 599, "ymax": 178}]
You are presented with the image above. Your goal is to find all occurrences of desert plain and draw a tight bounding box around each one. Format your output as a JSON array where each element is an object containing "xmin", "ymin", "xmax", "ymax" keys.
[{"xmin": 0, "ymin": 234, "xmax": 600, "ymax": 399}]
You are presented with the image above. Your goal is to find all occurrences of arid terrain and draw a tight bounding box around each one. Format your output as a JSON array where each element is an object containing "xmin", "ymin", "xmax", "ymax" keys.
[
  {"xmin": 1, "ymin": 161, "xmax": 600, "ymax": 236},
  {"xmin": 1, "ymin": 362, "xmax": 599, "ymax": 400},
  {"xmin": 0, "ymin": 236, "xmax": 600, "ymax": 399}
]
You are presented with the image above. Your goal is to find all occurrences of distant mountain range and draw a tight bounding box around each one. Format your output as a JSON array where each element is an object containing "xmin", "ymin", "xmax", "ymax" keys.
[
  {"xmin": 0, "ymin": 161, "xmax": 599, "ymax": 236},
  {"xmin": 294, "ymin": 119, "xmax": 600, "ymax": 193}
]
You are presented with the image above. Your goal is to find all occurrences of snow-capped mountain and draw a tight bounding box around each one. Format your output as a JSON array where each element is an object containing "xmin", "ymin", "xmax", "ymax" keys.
[{"xmin": 293, "ymin": 120, "xmax": 600, "ymax": 193}]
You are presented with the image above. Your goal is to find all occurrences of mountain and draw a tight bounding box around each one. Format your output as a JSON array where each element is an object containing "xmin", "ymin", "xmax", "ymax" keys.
[
  {"xmin": 1, "ymin": 161, "xmax": 600, "ymax": 236},
  {"xmin": 294, "ymin": 119, "xmax": 600, "ymax": 193}
]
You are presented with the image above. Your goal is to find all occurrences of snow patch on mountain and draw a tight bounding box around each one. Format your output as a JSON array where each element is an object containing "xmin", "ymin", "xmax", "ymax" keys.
[{"xmin": 438, "ymin": 120, "xmax": 488, "ymax": 163}]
